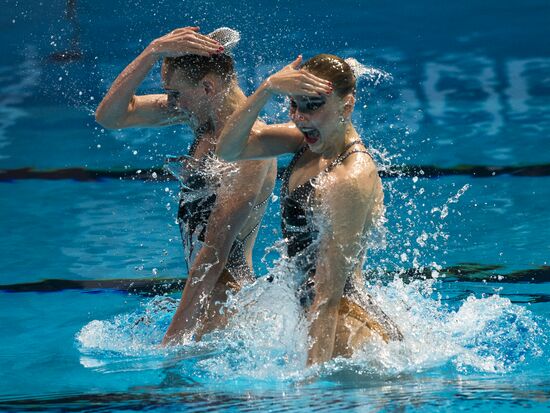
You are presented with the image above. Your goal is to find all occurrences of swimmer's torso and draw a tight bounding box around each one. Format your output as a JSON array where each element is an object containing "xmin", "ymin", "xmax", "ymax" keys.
[
  {"xmin": 279, "ymin": 140, "xmax": 405, "ymax": 345},
  {"xmin": 177, "ymin": 123, "xmax": 275, "ymax": 284},
  {"xmin": 281, "ymin": 140, "xmax": 384, "ymax": 305}
]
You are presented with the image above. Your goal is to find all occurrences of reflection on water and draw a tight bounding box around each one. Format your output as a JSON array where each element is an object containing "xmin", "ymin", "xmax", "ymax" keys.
[
  {"xmin": 422, "ymin": 56, "xmax": 550, "ymax": 137},
  {"xmin": 59, "ymin": 181, "xmax": 183, "ymax": 279},
  {"xmin": 1, "ymin": 52, "xmax": 548, "ymax": 166},
  {"xmin": 0, "ymin": 47, "xmax": 40, "ymax": 161}
]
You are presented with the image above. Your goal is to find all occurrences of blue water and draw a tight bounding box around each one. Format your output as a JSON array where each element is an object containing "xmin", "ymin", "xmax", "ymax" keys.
[{"xmin": 1, "ymin": 0, "xmax": 549, "ymax": 411}]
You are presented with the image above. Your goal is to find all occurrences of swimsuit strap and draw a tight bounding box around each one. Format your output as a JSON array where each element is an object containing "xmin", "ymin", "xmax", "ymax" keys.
[
  {"xmin": 252, "ymin": 193, "xmax": 271, "ymax": 210},
  {"xmin": 324, "ymin": 140, "xmax": 366, "ymax": 173},
  {"xmin": 237, "ymin": 220, "xmax": 261, "ymax": 244},
  {"xmin": 235, "ymin": 193, "xmax": 271, "ymax": 245},
  {"xmin": 281, "ymin": 144, "xmax": 309, "ymax": 198},
  {"xmin": 325, "ymin": 149, "xmax": 372, "ymax": 174},
  {"xmin": 284, "ymin": 140, "xmax": 366, "ymax": 194},
  {"xmin": 188, "ymin": 121, "xmax": 214, "ymax": 158}
]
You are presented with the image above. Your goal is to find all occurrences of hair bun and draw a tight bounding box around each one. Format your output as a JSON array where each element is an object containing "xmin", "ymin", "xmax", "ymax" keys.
[{"xmin": 207, "ymin": 27, "xmax": 241, "ymax": 55}]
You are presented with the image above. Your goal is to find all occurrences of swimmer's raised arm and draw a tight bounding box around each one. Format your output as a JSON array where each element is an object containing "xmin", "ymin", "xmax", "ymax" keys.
[
  {"xmin": 216, "ymin": 55, "xmax": 332, "ymax": 161},
  {"xmin": 95, "ymin": 27, "xmax": 222, "ymax": 129}
]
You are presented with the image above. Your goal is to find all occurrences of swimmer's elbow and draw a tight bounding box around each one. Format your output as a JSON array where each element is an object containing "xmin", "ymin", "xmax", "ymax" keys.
[
  {"xmin": 95, "ymin": 99, "xmax": 131, "ymax": 129},
  {"xmin": 95, "ymin": 105, "xmax": 115, "ymax": 129},
  {"xmin": 94, "ymin": 109, "xmax": 124, "ymax": 130}
]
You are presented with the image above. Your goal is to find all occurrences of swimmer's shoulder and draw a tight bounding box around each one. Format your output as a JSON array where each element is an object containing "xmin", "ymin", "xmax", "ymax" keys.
[
  {"xmin": 328, "ymin": 149, "xmax": 380, "ymax": 202},
  {"xmin": 340, "ymin": 144, "xmax": 377, "ymax": 178}
]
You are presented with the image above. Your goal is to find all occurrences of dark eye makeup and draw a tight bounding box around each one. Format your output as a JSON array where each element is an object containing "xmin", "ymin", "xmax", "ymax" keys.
[{"xmin": 289, "ymin": 96, "xmax": 326, "ymax": 113}]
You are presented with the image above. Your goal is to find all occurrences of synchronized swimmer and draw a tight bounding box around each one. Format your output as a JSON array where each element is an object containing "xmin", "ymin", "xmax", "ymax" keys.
[
  {"xmin": 96, "ymin": 26, "xmax": 277, "ymax": 344},
  {"xmin": 216, "ymin": 54, "xmax": 402, "ymax": 365},
  {"xmin": 96, "ymin": 26, "xmax": 401, "ymax": 365}
]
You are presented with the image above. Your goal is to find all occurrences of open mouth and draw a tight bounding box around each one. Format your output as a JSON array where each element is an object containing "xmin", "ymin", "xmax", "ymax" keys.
[{"xmin": 301, "ymin": 128, "xmax": 320, "ymax": 145}]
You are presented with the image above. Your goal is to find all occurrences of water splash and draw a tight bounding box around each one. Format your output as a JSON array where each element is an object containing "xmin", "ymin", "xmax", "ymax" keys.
[
  {"xmin": 431, "ymin": 184, "xmax": 471, "ymax": 219},
  {"xmin": 76, "ymin": 296, "xmax": 176, "ymax": 355},
  {"xmin": 350, "ymin": 279, "xmax": 545, "ymax": 375},
  {"xmin": 208, "ymin": 27, "xmax": 241, "ymax": 55},
  {"xmin": 345, "ymin": 57, "xmax": 393, "ymax": 86},
  {"xmin": 76, "ymin": 272, "xmax": 544, "ymax": 382}
]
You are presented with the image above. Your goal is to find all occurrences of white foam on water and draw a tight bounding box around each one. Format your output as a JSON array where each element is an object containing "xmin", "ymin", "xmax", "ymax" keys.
[
  {"xmin": 76, "ymin": 296, "xmax": 177, "ymax": 355},
  {"xmin": 328, "ymin": 278, "xmax": 546, "ymax": 376},
  {"xmin": 345, "ymin": 57, "xmax": 393, "ymax": 86},
  {"xmin": 76, "ymin": 266, "xmax": 545, "ymax": 382}
]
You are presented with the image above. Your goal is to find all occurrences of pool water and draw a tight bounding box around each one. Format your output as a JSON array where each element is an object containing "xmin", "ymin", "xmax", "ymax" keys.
[{"xmin": 1, "ymin": 0, "xmax": 549, "ymax": 411}]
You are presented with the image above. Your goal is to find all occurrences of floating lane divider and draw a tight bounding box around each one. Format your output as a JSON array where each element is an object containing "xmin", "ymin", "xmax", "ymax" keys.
[
  {"xmin": 1, "ymin": 265, "xmax": 548, "ymax": 295},
  {"xmin": 0, "ymin": 277, "xmax": 184, "ymax": 295},
  {"xmin": 1, "ymin": 163, "xmax": 550, "ymax": 183}
]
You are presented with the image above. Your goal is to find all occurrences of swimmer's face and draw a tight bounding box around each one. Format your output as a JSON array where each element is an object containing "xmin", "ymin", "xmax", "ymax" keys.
[
  {"xmin": 161, "ymin": 63, "xmax": 210, "ymax": 122},
  {"xmin": 290, "ymin": 76, "xmax": 354, "ymax": 153}
]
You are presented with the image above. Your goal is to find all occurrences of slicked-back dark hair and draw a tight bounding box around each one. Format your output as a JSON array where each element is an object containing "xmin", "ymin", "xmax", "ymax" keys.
[
  {"xmin": 164, "ymin": 53, "xmax": 235, "ymax": 84},
  {"xmin": 302, "ymin": 54, "xmax": 355, "ymax": 97}
]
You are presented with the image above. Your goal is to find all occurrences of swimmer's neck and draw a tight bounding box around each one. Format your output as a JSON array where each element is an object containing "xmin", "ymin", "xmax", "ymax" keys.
[
  {"xmin": 319, "ymin": 123, "xmax": 359, "ymax": 159},
  {"xmin": 199, "ymin": 82, "xmax": 246, "ymax": 134}
]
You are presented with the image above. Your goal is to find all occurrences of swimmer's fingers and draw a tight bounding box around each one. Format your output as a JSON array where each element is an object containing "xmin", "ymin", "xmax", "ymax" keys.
[
  {"xmin": 168, "ymin": 30, "xmax": 221, "ymax": 49},
  {"xmin": 298, "ymin": 84, "xmax": 329, "ymax": 97},
  {"xmin": 195, "ymin": 37, "xmax": 224, "ymax": 53},
  {"xmin": 169, "ymin": 26, "xmax": 200, "ymax": 34},
  {"xmin": 293, "ymin": 72, "xmax": 332, "ymax": 95},
  {"xmin": 181, "ymin": 37, "xmax": 223, "ymax": 55},
  {"xmin": 266, "ymin": 59, "xmax": 331, "ymax": 95},
  {"xmin": 284, "ymin": 56, "xmax": 331, "ymax": 88},
  {"xmin": 191, "ymin": 32, "xmax": 223, "ymax": 47},
  {"xmin": 288, "ymin": 55, "xmax": 303, "ymax": 69},
  {"xmin": 301, "ymin": 71, "xmax": 333, "ymax": 91},
  {"xmin": 182, "ymin": 40, "xmax": 223, "ymax": 56},
  {"xmin": 154, "ymin": 41, "xmax": 217, "ymax": 57},
  {"xmin": 265, "ymin": 75, "xmax": 324, "ymax": 96},
  {"xmin": 152, "ymin": 31, "xmax": 222, "ymax": 57},
  {"xmin": 301, "ymin": 71, "xmax": 332, "ymax": 87}
]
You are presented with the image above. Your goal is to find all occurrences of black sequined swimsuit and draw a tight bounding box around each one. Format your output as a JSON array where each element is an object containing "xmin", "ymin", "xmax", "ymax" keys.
[
  {"xmin": 281, "ymin": 140, "xmax": 371, "ymax": 306},
  {"xmin": 176, "ymin": 126, "xmax": 269, "ymax": 283},
  {"xmin": 280, "ymin": 140, "xmax": 404, "ymax": 342}
]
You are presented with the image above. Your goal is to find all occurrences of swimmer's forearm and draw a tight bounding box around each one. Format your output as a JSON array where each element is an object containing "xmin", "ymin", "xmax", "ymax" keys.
[
  {"xmin": 162, "ymin": 245, "xmax": 228, "ymax": 345},
  {"xmin": 162, "ymin": 265, "xmax": 223, "ymax": 344},
  {"xmin": 95, "ymin": 46, "xmax": 159, "ymax": 129},
  {"xmin": 216, "ymin": 82, "xmax": 273, "ymax": 161},
  {"xmin": 307, "ymin": 301, "xmax": 340, "ymax": 365}
]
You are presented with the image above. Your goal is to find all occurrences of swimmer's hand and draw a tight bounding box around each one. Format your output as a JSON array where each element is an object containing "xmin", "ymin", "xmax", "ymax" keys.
[
  {"xmin": 147, "ymin": 26, "xmax": 224, "ymax": 58},
  {"xmin": 263, "ymin": 55, "xmax": 333, "ymax": 97}
]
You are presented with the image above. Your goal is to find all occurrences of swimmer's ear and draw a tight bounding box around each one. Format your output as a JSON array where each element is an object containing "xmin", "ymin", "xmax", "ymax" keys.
[{"xmin": 202, "ymin": 79, "xmax": 215, "ymax": 95}]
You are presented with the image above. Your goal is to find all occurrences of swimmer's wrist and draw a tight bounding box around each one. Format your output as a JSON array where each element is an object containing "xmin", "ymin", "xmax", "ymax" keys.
[
  {"xmin": 145, "ymin": 41, "xmax": 163, "ymax": 59},
  {"xmin": 260, "ymin": 79, "xmax": 277, "ymax": 95}
]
